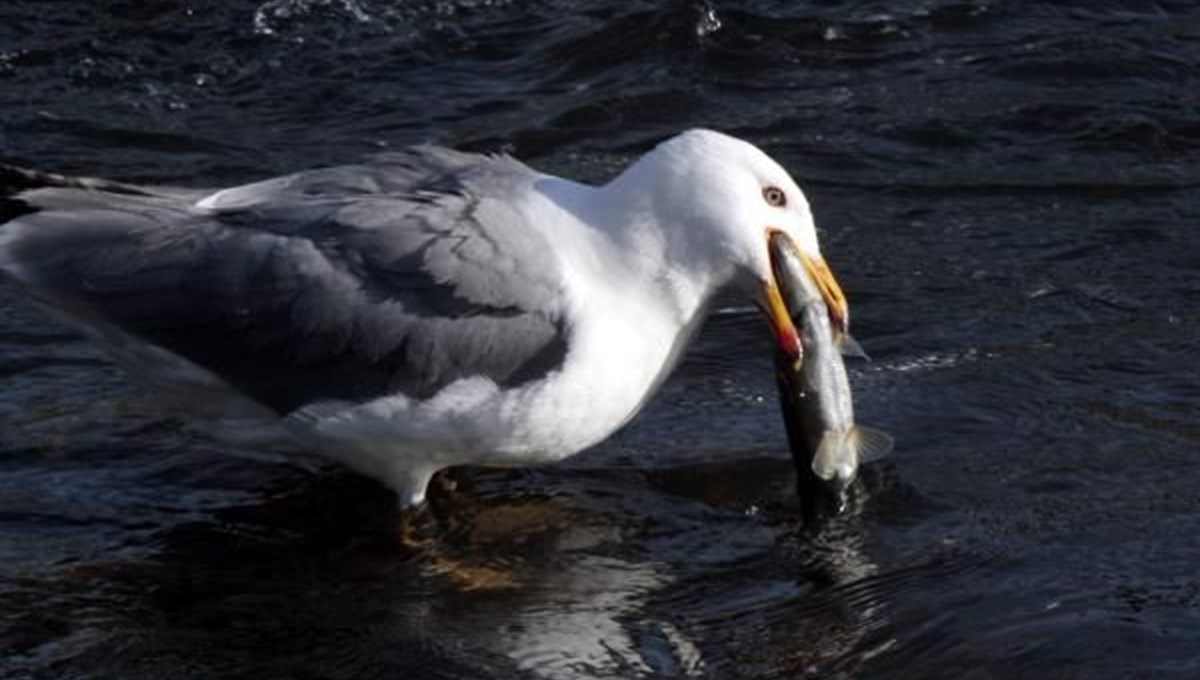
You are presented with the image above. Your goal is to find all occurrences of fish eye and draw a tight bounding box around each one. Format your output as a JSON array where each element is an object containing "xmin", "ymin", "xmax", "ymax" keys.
[{"xmin": 762, "ymin": 185, "xmax": 787, "ymax": 208}]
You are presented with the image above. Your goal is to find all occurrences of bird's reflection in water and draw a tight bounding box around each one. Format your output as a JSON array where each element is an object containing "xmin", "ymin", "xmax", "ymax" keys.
[{"xmin": 29, "ymin": 459, "xmax": 902, "ymax": 679}]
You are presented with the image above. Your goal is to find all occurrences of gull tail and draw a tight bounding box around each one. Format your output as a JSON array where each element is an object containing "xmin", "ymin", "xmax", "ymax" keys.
[{"xmin": 811, "ymin": 425, "xmax": 894, "ymax": 483}]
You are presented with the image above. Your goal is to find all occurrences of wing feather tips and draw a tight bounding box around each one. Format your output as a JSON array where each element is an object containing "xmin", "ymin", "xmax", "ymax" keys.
[
  {"xmin": 1, "ymin": 164, "xmax": 67, "ymax": 195},
  {"xmin": 1, "ymin": 165, "xmax": 47, "ymax": 277},
  {"xmin": 1, "ymin": 164, "xmax": 155, "ymax": 199}
]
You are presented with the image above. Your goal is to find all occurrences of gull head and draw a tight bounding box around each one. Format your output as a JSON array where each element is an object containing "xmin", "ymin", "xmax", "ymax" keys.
[{"xmin": 619, "ymin": 129, "xmax": 848, "ymax": 363}]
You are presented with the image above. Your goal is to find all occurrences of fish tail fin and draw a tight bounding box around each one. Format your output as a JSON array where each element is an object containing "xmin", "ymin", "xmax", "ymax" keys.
[
  {"xmin": 811, "ymin": 431, "xmax": 853, "ymax": 482},
  {"xmin": 811, "ymin": 425, "xmax": 895, "ymax": 482}
]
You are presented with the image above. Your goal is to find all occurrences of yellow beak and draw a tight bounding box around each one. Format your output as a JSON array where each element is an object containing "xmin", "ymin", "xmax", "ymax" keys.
[
  {"xmin": 763, "ymin": 229, "xmax": 852, "ymax": 359},
  {"xmin": 758, "ymin": 278, "xmax": 802, "ymax": 368}
]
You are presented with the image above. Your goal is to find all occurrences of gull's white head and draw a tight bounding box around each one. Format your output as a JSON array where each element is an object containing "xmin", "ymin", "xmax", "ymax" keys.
[{"xmin": 616, "ymin": 129, "xmax": 849, "ymax": 363}]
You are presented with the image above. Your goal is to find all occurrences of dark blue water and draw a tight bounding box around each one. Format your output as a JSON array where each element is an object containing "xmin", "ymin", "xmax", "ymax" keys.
[{"xmin": 2, "ymin": 1, "xmax": 1199, "ymax": 678}]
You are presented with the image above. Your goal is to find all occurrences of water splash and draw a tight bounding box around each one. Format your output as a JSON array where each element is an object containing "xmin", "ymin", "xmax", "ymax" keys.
[{"xmin": 695, "ymin": 2, "xmax": 722, "ymax": 38}]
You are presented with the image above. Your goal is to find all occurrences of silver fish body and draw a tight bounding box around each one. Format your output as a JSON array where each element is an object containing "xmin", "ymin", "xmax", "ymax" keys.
[{"xmin": 770, "ymin": 235, "xmax": 892, "ymax": 507}]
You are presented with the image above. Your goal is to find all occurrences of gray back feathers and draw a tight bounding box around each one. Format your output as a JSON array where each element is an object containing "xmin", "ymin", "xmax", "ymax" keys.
[{"xmin": 0, "ymin": 147, "xmax": 570, "ymax": 414}]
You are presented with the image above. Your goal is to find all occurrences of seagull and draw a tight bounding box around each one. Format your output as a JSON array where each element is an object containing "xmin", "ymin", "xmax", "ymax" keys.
[{"xmin": 0, "ymin": 129, "xmax": 849, "ymax": 510}]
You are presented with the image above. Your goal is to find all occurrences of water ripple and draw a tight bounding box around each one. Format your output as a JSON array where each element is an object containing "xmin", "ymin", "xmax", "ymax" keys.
[{"xmin": 3, "ymin": 0, "xmax": 1200, "ymax": 677}]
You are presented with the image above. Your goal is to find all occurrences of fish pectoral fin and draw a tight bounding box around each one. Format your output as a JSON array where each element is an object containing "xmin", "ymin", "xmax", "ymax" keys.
[
  {"xmin": 837, "ymin": 333, "xmax": 870, "ymax": 361},
  {"xmin": 851, "ymin": 425, "xmax": 894, "ymax": 464}
]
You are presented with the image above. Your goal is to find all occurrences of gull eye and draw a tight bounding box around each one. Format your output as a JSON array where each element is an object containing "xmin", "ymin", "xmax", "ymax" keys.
[{"xmin": 762, "ymin": 185, "xmax": 787, "ymax": 208}]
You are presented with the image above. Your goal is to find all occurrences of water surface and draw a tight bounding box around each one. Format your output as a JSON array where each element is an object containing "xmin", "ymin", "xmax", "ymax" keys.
[{"xmin": 2, "ymin": 1, "xmax": 1199, "ymax": 678}]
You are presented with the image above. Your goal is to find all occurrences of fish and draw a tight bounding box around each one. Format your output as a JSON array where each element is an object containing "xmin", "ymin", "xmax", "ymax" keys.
[{"xmin": 769, "ymin": 233, "xmax": 893, "ymax": 516}]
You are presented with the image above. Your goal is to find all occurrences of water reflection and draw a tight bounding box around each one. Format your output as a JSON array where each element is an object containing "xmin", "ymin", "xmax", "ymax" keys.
[
  {"xmin": 1, "ymin": 458, "xmax": 920, "ymax": 679},
  {"xmin": 426, "ymin": 462, "xmax": 897, "ymax": 679},
  {"xmin": 5, "ymin": 0, "xmax": 1200, "ymax": 675}
]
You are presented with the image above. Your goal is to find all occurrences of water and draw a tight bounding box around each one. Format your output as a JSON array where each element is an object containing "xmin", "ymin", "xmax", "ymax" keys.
[{"xmin": 2, "ymin": 1, "xmax": 1199, "ymax": 677}]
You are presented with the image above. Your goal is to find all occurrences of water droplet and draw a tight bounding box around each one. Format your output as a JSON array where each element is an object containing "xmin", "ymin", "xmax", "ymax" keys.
[{"xmin": 695, "ymin": 4, "xmax": 721, "ymax": 38}]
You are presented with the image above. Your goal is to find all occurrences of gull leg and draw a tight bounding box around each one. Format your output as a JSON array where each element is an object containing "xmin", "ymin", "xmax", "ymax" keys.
[
  {"xmin": 430, "ymin": 467, "xmax": 458, "ymax": 497},
  {"xmin": 425, "ymin": 467, "xmax": 468, "ymax": 538},
  {"xmin": 393, "ymin": 469, "xmax": 520, "ymax": 591},
  {"xmin": 397, "ymin": 499, "xmax": 517, "ymax": 590},
  {"xmin": 394, "ymin": 467, "xmax": 462, "ymax": 549},
  {"xmin": 397, "ymin": 501, "xmax": 439, "ymax": 550}
]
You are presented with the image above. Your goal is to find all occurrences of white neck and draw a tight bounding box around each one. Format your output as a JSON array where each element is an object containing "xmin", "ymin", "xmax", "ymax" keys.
[{"xmin": 538, "ymin": 156, "xmax": 736, "ymax": 328}]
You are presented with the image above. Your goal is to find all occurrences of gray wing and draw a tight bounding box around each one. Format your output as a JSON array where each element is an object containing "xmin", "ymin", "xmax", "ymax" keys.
[{"xmin": 0, "ymin": 148, "xmax": 569, "ymax": 414}]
